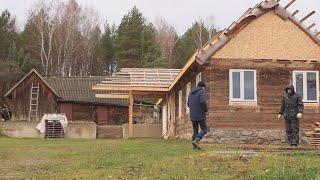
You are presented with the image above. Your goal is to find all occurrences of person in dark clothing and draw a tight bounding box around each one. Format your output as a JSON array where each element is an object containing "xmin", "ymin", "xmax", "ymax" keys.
[
  {"xmin": 0, "ymin": 104, "xmax": 11, "ymax": 121},
  {"xmin": 278, "ymin": 85, "xmax": 304, "ymax": 148},
  {"xmin": 188, "ymin": 81, "xmax": 208, "ymax": 150}
]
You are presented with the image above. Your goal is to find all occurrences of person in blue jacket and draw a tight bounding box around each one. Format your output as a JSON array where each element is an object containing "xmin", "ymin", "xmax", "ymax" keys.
[{"xmin": 188, "ymin": 81, "xmax": 208, "ymax": 150}]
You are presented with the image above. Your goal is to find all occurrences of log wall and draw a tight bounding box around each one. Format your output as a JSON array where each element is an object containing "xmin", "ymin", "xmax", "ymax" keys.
[{"xmin": 173, "ymin": 58, "xmax": 320, "ymax": 135}]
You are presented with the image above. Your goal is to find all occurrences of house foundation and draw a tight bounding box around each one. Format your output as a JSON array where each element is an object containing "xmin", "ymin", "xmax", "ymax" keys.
[{"xmin": 178, "ymin": 129, "xmax": 310, "ymax": 145}]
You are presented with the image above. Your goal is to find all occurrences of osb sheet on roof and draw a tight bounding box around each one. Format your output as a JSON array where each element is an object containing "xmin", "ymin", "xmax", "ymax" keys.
[
  {"xmin": 98, "ymin": 68, "xmax": 181, "ymax": 90},
  {"xmin": 44, "ymin": 77, "xmax": 127, "ymax": 106},
  {"xmin": 213, "ymin": 11, "xmax": 320, "ymax": 60}
]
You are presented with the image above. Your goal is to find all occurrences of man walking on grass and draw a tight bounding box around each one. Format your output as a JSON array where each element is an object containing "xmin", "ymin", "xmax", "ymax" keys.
[
  {"xmin": 278, "ymin": 85, "xmax": 304, "ymax": 148},
  {"xmin": 188, "ymin": 81, "xmax": 208, "ymax": 150}
]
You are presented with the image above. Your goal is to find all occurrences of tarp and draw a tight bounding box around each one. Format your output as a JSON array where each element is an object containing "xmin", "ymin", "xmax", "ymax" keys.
[{"xmin": 36, "ymin": 114, "xmax": 68, "ymax": 134}]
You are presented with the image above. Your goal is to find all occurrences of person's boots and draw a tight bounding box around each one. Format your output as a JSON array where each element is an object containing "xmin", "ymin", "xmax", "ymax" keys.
[
  {"xmin": 291, "ymin": 144, "xmax": 298, "ymax": 149},
  {"xmin": 192, "ymin": 138, "xmax": 201, "ymax": 150}
]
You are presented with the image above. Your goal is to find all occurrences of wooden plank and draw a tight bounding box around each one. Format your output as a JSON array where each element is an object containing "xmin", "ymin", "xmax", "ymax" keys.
[
  {"xmin": 92, "ymin": 85, "xmax": 170, "ymax": 92},
  {"xmin": 95, "ymin": 94, "xmax": 129, "ymax": 99},
  {"xmin": 300, "ymin": 11, "xmax": 316, "ymax": 23},
  {"xmin": 284, "ymin": 0, "xmax": 296, "ymax": 9},
  {"xmin": 292, "ymin": 10, "xmax": 299, "ymax": 16},
  {"xmin": 307, "ymin": 23, "xmax": 316, "ymax": 30}
]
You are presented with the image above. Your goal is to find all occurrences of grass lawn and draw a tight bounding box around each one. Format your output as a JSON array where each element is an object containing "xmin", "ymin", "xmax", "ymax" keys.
[{"xmin": 0, "ymin": 136, "xmax": 320, "ymax": 179}]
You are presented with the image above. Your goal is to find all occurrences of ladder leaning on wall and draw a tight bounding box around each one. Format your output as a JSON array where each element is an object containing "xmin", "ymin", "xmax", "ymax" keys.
[{"xmin": 29, "ymin": 83, "xmax": 39, "ymax": 122}]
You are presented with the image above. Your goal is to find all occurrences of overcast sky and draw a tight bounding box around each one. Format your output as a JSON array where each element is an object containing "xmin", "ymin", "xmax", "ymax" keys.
[{"xmin": 0, "ymin": 0, "xmax": 319, "ymax": 35}]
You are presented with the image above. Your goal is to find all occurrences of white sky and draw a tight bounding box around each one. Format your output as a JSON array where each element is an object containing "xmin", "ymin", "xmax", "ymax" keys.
[{"xmin": 0, "ymin": 0, "xmax": 319, "ymax": 35}]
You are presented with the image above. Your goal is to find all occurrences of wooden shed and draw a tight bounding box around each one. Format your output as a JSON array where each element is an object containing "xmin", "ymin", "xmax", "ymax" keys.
[
  {"xmin": 166, "ymin": 0, "xmax": 320, "ymax": 144},
  {"xmin": 5, "ymin": 69, "xmax": 128, "ymax": 124}
]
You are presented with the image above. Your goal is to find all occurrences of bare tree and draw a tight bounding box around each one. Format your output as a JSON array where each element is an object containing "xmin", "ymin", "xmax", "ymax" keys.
[
  {"xmin": 28, "ymin": 0, "xmax": 61, "ymax": 76},
  {"xmin": 27, "ymin": 0, "xmax": 102, "ymax": 77},
  {"xmin": 154, "ymin": 17, "xmax": 178, "ymax": 65},
  {"xmin": 191, "ymin": 15, "xmax": 218, "ymax": 49}
]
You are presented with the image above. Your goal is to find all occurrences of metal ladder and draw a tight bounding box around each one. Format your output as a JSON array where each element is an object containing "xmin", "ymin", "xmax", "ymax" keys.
[{"xmin": 29, "ymin": 83, "xmax": 39, "ymax": 122}]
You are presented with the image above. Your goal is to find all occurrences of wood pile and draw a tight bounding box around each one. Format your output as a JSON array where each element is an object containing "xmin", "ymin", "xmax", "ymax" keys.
[
  {"xmin": 44, "ymin": 119, "xmax": 64, "ymax": 138},
  {"xmin": 306, "ymin": 122, "xmax": 320, "ymax": 147}
]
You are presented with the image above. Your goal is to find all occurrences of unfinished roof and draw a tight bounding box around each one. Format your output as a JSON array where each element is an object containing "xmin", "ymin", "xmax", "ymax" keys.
[
  {"xmin": 93, "ymin": 68, "xmax": 181, "ymax": 92},
  {"xmin": 169, "ymin": 0, "xmax": 320, "ymax": 90}
]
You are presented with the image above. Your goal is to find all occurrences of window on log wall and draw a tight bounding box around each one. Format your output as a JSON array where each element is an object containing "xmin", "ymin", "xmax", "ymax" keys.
[
  {"xmin": 229, "ymin": 69, "xmax": 257, "ymax": 102},
  {"xmin": 196, "ymin": 72, "xmax": 201, "ymax": 85},
  {"xmin": 293, "ymin": 71, "xmax": 319, "ymax": 103}
]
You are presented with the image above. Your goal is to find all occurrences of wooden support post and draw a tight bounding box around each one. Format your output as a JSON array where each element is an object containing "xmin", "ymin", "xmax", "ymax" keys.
[
  {"xmin": 300, "ymin": 11, "xmax": 316, "ymax": 23},
  {"xmin": 128, "ymin": 90, "xmax": 134, "ymax": 138}
]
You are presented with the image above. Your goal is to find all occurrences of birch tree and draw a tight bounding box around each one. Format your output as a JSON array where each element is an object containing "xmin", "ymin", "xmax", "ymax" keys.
[{"xmin": 154, "ymin": 17, "xmax": 178, "ymax": 66}]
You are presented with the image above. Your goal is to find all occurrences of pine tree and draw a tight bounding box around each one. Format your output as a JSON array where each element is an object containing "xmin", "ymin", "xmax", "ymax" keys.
[
  {"xmin": 0, "ymin": 10, "xmax": 17, "ymax": 60},
  {"xmin": 114, "ymin": 6, "xmax": 163, "ymax": 69},
  {"xmin": 99, "ymin": 22, "xmax": 116, "ymax": 75}
]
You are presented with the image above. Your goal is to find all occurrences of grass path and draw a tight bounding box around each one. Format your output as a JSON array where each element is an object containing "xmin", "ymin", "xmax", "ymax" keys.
[{"xmin": 0, "ymin": 137, "xmax": 319, "ymax": 179}]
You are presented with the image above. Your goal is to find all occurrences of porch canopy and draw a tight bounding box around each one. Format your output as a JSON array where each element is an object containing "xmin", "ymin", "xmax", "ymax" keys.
[{"xmin": 92, "ymin": 68, "xmax": 181, "ymax": 138}]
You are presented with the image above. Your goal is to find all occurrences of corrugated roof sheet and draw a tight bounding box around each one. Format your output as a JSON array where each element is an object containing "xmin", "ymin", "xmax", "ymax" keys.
[{"xmin": 43, "ymin": 76, "xmax": 128, "ymax": 106}]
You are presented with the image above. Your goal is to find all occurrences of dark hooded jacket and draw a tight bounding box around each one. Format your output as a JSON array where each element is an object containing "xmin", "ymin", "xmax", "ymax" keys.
[
  {"xmin": 188, "ymin": 87, "xmax": 208, "ymax": 121},
  {"xmin": 279, "ymin": 85, "xmax": 304, "ymax": 118}
]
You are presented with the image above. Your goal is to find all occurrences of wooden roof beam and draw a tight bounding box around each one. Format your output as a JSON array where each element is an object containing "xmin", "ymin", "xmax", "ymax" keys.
[
  {"xmin": 292, "ymin": 10, "xmax": 299, "ymax": 16},
  {"xmin": 95, "ymin": 94, "xmax": 129, "ymax": 99},
  {"xmin": 92, "ymin": 85, "xmax": 170, "ymax": 92},
  {"xmin": 300, "ymin": 11, "xmax": 316, "ymax": 23},
  {"xmin": 316, "ymin": 31, "xmax": 320, "ymax": 37},
  {"xmin": 284, "ymin": 0, "xmax": 296, "ymax": 9},
  {"xmin": 307, "ymin": 23, "xmax": 316, "ymax": 30}
]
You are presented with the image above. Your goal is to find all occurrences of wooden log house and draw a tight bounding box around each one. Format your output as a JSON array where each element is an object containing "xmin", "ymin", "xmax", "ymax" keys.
[
  {"xmin": 94, "ymin": 0, "xmax": 320, "ymax": 144},
  {"xmin": 166, "ymin": 0, "xmax": 320, "ymax": 144}
]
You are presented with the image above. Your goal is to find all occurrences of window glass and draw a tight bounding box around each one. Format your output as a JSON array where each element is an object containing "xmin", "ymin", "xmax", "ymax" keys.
[
  {"xmin": 295, "ymin": 73, "xmax": 304, "ymax": 97},
  {"xmin": 232, "ymin": 72, "xmax": 240, "ymax": 99},
  {"xmin": 307, "ymin": 72, "xmax": 317, "ymax": 101},
  {"xmin": 244, "ymin": 71, "xmax": 254, "ymax": 100},
  {"xmin": 196, "ymin": 73, "xmax": 201, "ymax": 85}
]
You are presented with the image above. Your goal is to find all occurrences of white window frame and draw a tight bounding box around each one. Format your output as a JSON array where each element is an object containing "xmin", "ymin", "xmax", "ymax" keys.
[
  {"xmin": 292, "ymin": 70, "xmax": 319, "ymax": 103},
  {"xmin": 196, "ymin": 72, "xmax": 202, "ymax": 85},
  {"xmin": 229, "ymin": 69, "xmax": 257, "ymax": 102},
  {"xmin": 186, "ymin": 82, "xmax": 191, "ymax": 114},
  {"xmin": 178, "ymin": 90, "xmax": 183, "ymax": 118}
]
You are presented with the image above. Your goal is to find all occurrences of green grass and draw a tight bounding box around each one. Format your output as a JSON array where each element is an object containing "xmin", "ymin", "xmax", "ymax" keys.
[{"xmin": 0, "ymin": 137, "xmax": 319, "ymax": 179}]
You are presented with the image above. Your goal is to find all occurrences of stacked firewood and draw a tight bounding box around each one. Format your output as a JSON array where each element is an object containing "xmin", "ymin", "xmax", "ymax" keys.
[{"xmin": 306, "ymin": 122, "xmax": 320, "ymax": 147}]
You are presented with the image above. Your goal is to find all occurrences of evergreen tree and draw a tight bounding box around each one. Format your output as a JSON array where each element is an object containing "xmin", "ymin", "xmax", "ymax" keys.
[
  {"xmin": 99, "ymin": 22, "xmax": 116, "ymax": 75},
  {"xmin": 114, "ymin": 6, "xmax": 163, "ymax": 68},
  {"xmin": 0, "ymin": 10, "xmax": 17, "ymax": 60}
]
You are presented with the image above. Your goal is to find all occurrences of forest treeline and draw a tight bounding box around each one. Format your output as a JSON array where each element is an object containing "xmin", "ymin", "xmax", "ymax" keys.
[{"xmin": 0, "ymin": 0, "xmax": 218, "ymax": 101}]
